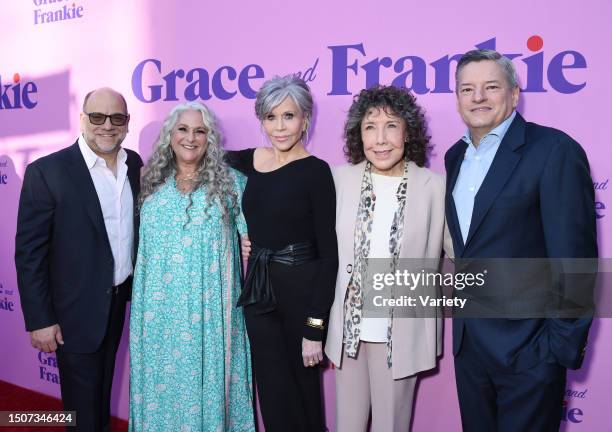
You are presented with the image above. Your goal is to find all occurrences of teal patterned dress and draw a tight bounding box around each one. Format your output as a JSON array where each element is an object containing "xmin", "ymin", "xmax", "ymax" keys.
[{"xmin": 129, "ymin": 171, "xmax": 255, "ymax": 432}]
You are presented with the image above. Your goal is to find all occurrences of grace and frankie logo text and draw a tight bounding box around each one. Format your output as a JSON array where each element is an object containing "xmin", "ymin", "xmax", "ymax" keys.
[
  {"xmin": 0, "ymin": 283, "xmax": 16, "ymax": 312},
  {"xmin": 0, "ymin": 159, "xmax": 9, "ymax": 185},
  {"xmin": 562, "ymin": 388, "xmax": 588, "ymax": 424},
  {"xmin": 0, "ymin": 74, "xmax": 38, "ymax": 110},
  {"xmin": 595, "ymin": 179, "xmax": 608, "ymax": 219},
  {"xmin": 132, "ymin": 36, "xmax": 587, "ymax": 103},
  {"xmin": 33, "ymin": 0, "xmax": 84, "ymax": 25}
]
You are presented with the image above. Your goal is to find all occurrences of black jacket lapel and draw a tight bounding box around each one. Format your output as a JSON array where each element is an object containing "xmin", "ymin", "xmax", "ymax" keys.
[
  {"xmin": 445, "ymin": 140, "xmax": 468, "ymax": 256},
  {"xmin": 125, "ymin": 149, "xmax": 142, "ymax": 263},
  {"xmin": 66, "ymin": 141, "xmax": 113, "ymax": 252},
  {"xmin": 464, "ymin": 114, "xmax": 526, "ymax": 249}
]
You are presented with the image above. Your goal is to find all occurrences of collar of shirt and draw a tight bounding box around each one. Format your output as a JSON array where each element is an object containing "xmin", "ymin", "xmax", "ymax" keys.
[
  {"xmin": 461, "ymin": 110, "xmax": 517, "ymax": 158},
  {"xmin": 78, "ymin": 134, "xmax": 127, "ymax": 170}
]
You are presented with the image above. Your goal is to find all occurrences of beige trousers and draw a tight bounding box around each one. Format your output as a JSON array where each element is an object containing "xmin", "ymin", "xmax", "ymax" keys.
[{"xmin": 335, "ymin": 342, "xmax": 417, "ymax": 432}]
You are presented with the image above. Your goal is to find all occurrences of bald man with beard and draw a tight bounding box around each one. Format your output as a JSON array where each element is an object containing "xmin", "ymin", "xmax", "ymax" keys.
[{"xmin": 16, "ymin": 87, "xmax": 143, "ymax": 432}]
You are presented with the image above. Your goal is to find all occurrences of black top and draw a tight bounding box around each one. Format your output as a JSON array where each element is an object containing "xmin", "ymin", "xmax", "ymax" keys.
[{"xmin": 226, "ymin": 148, "xmax": 338, "ymax": 339}]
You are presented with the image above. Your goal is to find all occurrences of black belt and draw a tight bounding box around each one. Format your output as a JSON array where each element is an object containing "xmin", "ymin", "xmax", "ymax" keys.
[
  {"xmin": 107, "ymin": 285, "xmax": 122, "ymax": 295},
  {"xmin": 106, "ymin": 277, "xmax": 131, "ymax": 295},
  {"xmin": 237, "ymin": 242, "xmax": 317, "ymax": 313}
]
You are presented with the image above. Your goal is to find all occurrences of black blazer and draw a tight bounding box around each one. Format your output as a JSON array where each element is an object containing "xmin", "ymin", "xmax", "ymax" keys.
[
  {"xmin": 15, "ymin": 141, "xmax": 143, "ymax": 353},
  {"xmin": 445, "ymin": 113, "xmax": 598, "ymax": 371}
]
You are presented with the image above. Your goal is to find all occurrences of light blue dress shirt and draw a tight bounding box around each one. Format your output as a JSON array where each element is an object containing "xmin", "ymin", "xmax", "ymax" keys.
[{"xmin": 452, "ymin": 111, "xmax": 516, "ymax": 243}]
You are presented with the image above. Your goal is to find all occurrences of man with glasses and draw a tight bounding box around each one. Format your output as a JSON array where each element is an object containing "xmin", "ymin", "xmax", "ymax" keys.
[{"xmin": 15, "ymin": 87, "xmax": 142, "ymax": 432}]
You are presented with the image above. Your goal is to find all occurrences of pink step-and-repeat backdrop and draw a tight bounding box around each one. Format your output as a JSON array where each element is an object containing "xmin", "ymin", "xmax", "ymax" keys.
[{"xmin": 1, "ymin": 1, "xmax": 610, "ymax": 430}]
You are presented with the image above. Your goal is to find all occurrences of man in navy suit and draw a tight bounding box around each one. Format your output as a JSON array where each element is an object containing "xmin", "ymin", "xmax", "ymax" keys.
[
  {"xmin": 445, "ymin": 49, "xmax": 597, "ymax": 431},
  {"xmin": 15, "ymin": 87, "xmax": 142, "ymax": 432}
]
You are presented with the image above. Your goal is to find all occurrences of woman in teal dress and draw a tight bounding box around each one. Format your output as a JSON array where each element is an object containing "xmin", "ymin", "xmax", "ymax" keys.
[{"xmin": 129, "ymin": 102, "xmax": 254, "ymax": 432}]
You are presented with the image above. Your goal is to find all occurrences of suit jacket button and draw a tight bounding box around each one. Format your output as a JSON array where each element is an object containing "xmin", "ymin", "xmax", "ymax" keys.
[{"xmin": 346, "ymin": 264, "xmax": 353, "ymax": 274}]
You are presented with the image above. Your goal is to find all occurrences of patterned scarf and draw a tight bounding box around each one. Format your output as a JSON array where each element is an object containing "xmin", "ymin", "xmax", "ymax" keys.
[{"xmin": 343, "ymin": 160, "xmax": 409, "ymax": 367}]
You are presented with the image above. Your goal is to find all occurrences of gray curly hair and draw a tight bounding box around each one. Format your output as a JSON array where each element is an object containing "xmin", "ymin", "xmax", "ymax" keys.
[{"xmin": 138, "ymin": 102, "xmax": 238, "ymax": 223}]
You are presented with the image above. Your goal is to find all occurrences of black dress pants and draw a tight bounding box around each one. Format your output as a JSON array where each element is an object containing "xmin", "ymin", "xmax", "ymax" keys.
[
  {"xmin": 244, "ymin": 261, "xmax": 325, "ymax": 432},
  {"xmin": 56, "ymin": 283, "xmax": 129, "ymax": 432},
  {"xmin": 454, "ymin": 329, "xmax": 566, "ymax": 432}
]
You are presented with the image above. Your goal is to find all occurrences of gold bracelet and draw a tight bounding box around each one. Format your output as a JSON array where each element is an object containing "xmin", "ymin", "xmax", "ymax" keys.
[{"xmin": 306, "ymin": 317, "xmax": 325, "ymax": 330}]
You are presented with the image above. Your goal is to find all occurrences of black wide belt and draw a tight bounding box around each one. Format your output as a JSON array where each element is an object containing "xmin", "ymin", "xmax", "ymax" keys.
[
  {"xmin": 106, "ymin": 276, "xmax": 131, "ymax": 295},
  {"xmin": 237, "ymin": 242, "xmax": 317, "ymax": 313}
]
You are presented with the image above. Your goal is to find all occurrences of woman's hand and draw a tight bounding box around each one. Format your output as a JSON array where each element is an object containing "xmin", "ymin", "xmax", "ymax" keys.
[
  {"xmin": 240, "ymin": 235, "xmax": 251, "ymax": 261},
  {"xmin": 302, "ymin": 338, "xmax": 323, "ymax": 367}
]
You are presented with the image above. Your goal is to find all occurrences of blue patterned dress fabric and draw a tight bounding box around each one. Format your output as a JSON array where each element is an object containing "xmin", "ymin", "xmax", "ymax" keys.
[{"xmin": 129, "ymin": 171, "xmax": 255, "ymax": 432}]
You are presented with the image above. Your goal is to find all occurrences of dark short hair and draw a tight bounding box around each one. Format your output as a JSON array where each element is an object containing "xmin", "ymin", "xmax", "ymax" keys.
[
  {"xmin": 343, "ymin": 85, "xmax": 430, "ymax": 167},
  {"xmin": 455, "ymin": 49, "xmax": 518, "ymax": 92}
]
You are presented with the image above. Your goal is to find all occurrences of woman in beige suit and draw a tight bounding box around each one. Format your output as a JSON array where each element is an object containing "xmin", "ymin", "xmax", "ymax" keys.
[{"xmin": 325, "ymin": 85, "xmax": 453, "ymax": 432}]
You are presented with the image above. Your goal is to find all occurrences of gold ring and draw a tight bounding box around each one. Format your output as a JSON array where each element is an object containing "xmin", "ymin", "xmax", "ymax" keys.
[{"xmin": 308, "ymin": 361, "xmax": 315, "ymax": 366}]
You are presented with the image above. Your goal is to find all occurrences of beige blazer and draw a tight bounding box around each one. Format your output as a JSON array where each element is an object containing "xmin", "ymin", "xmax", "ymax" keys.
[{"xmin": 325, "ymin": 161, "xmax": 453, "ymax": 379}]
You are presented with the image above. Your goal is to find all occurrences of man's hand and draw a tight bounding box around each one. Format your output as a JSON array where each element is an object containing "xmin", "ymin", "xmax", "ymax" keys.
[
  {"xmin": 241, "ymin": 235, "xmax": 252, "ymax": 261},
  {"xmin": 302, "ymin": 338, "xmax": 323, "ymax": 367},
  {"xmin": 30, "ymin": 324, "xmax": 63, "ymax": 353}
]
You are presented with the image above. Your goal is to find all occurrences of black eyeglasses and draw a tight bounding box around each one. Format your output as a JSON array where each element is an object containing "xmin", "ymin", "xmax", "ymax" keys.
[{"xmin": 85, "ymin": 112, "xmax": 129, "ymax": 126}]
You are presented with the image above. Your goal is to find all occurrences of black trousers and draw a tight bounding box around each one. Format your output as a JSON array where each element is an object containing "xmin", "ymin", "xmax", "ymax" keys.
[
  {"xmin": 454, "ymin": 330, "xmax": 566, "ymax": 432},
  {"xmin": 244, "ymin": 261, "xmax": 325, "ymax": 432},
  {"xmin": 56, "ymin": 283, "xmax": 129, "ymax": 432}
]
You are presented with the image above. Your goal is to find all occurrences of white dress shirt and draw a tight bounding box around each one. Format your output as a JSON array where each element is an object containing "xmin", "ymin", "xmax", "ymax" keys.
[
  {"xmin": 361, "ymin": 173, "xmax": 402, "ymax": 342},
  {"xmin": 452, "ymin": 111, "xmax": 516, "ymax": 243},
  {"xmin": 78, "ymin": 135, "xmax": 134, "ymax": 286}
]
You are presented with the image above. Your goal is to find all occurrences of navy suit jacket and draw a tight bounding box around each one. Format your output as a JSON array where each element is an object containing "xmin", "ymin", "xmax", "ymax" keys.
[
  {"xmin": 445, "ymin": 113, "xmax": 597, "ymax": 371},
  {"xmin": 15, "ymin": 141, "xmax": 143, "ymax": 353}
]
